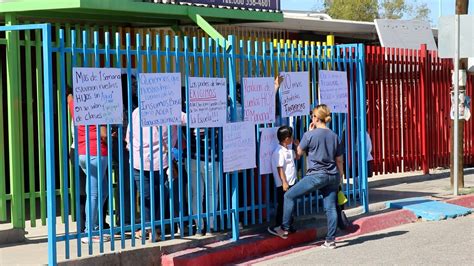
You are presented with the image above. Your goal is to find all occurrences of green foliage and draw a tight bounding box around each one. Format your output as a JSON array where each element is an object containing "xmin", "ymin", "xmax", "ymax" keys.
[
  {"xmin": 380, "ymin": 0, "xmax": 406, "ymax": 19},
  {"xmin": 321, "ymin": 0, "xmax": 431, "ymax": 22},
  {"xmin": 324, "ymin": 0, "xmax": 379, "ymax": 22}
]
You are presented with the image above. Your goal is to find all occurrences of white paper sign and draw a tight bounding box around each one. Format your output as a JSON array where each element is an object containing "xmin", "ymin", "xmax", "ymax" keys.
[
  {"xmin": 243, "ymin": 77, "xmax": 275, "ymax": 123},
  {"xmin": 280, "ymin": 72, "xmax": 310, "ymax": 117},
  {"xmin": 73, "ymin": 67, "xmax": 123, "ymax": 125},
  {"xmin": 188, "ymin": 77, "xmax": 227, "ymax": 128},
  {"xmin": 139, "ymin": 73, "xmax": 182, "ymax": 126},
  {"xmin": 319, "ymin": 70, "xmax": 348, "ymax": 113},
  {"xmin": 223, "ymin": 122, "xmax": 256, "ymax": 173},
  {"xmin": 259, "ymin": 128, "xmax": 279, "ymax": 175}
]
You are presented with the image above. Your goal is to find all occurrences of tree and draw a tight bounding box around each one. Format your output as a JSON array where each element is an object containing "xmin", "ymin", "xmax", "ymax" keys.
[
  {"xmin": 321, "ymin": 0, "xmax": 431, "ymax": 22},
  {"xmin": 379, "ymin": 0, "xmax": 406, "ymax": 19},
  {"xmin": 323, "ymin": 0, "xmax": 379, "ymax": 22}
]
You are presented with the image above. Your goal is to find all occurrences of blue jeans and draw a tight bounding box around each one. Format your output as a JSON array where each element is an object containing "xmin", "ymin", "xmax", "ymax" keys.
[
  {"xmin": 133, "ymin": 169, "xmax": 162, "ymax": 226},
  {"xmin": 79, "ymin": 155, "xmax": 109, "ymax": 233},
  {"xmin": 281, "ymin": 173, "xmax": 340, "ymax": 240}
]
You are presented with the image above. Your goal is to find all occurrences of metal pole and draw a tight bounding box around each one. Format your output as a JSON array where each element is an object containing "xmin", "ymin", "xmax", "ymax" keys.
[
  {"xmin": 453, "ymin": 15, "xmax": 460, "ymax": 196},
  {"xmin": 439, "ymin": 0, "xmax": 442, "ymax": 18}
]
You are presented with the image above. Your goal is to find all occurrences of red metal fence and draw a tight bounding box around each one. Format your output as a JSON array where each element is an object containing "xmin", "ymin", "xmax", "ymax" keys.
[{"xmin": 366, "ymin": 44, "xmax": 474, "ymax": 175}]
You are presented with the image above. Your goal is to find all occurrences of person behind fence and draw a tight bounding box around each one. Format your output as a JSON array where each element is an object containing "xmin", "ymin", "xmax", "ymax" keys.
[
  {"xmin": 188, "ymin": 127, "xmax": 220, "ymax": 235},
  {"xmin": 268, "ymin": 104, "xmax": 344, "ymax": 249},
  {"xmin": 68, "ymin": 95, "xmax": 110, "ymax": 244},
  {"xmin": 268, "ymin": 125, "xmax": 300, "ymax": 234},
  {"xmin": 126, "ymin": 106, "xmax": 187, "ymax": 240}
]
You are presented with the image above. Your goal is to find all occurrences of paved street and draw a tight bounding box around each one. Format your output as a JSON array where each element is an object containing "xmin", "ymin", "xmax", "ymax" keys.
[{"xmin": 256, "ymin": 214, "xmax": 474, "ymax": 265}]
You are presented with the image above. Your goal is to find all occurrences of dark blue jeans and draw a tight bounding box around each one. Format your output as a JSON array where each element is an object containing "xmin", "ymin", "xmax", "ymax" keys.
[
  {"xmin": 281, "ymin": 173, "xmax": 340, "ymax": 240},
  {"xmin": 133, "ymin": 169, "xmax": 162, "ymax": 226}
]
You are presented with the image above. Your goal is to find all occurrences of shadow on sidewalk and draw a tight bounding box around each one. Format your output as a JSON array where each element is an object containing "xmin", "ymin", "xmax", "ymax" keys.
[
  {"xmin": 368, "ymin": 189, "xmax": 433, "ymax": 204},
  {"xmin": 369, "ymin": 168, "xmax": 474, "ymax": 189},
  {"xmin": 336, "ymin": 230, "xmax": 408, "ymax": 248}
]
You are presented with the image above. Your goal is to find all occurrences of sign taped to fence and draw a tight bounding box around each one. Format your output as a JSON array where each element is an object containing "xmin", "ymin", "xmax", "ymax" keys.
[
  {"xmin": 319, "ymin": 70, "xmax": 349, "ymax": 113},
  {"xmin": 223, "ymin": 122, "xmax": 256, "ymax": 173},
  {"xmin": 243, "ymin": 77, "xmax": 275, "ymax": 123},
  {"xmin": 73, "ymin": 67, "xmax": 123, "ymax": 125},
  {"xmin": 188, "ymin": 77, "xmax": 227, "ymax": 128},
  {"xmin": 259, "ymin": 127, "xmax": 279, "ymax": 175},
  {"xmin": 139, "ymin": 73, "xmax": 182, "ymax": 126},
  {"xmin": 279, "ymin": 72, "xmax": 310, "ymax": 117}
]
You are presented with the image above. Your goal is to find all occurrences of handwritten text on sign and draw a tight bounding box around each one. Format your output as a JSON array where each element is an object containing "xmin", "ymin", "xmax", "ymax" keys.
[
  {"xmin": 188, "ymin": 77, "xmax": 227, "ymax": 128},
  {"xmin": 73, "ymin": 67, "xmax": 123, "ymax": 125},
  {"xmin": 223, "ymin": 122, "xmax": 256, "ymax": 173},
  {"xmin": 280, "ymin": 72, "xmax": 310, "ymax": 117},
  {"xmin": 319, "ymin": 70, "xmax": 348, "ymax": 113},
  {"xmin": 243, "ymin": 77, "xmax": 275, "ymax": 123},
  {"xmin": 259, "ymin": 128, "xmax": 279, "ymax": 175},
  {"xmin": 139, "ymin": 73, "xmax": 182, "ymax": 126}
]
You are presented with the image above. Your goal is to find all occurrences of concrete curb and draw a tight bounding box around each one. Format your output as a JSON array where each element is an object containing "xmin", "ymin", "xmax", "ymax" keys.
[
  {"xmin": 445, "ymin": 194, "xmax": 474, "ymax": 209},
  {"xmin": 0, "ymin": 228, "xmax": 25, "ymax": 245},
  {"xmin": 342, "ymin": 209, "xmax": 418, "ymax": 238},
  {"xmin": 161, "ymin": 229, "xmax": 317, "ymax": 266},
  {"xmin": 160, "ymin": 209, "xmax": 418, "ymax": 265}
]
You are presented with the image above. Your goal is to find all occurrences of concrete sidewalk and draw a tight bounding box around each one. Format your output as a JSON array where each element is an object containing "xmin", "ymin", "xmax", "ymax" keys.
[
  {"xmin": 161, "ymin": 168, "xmax": 474, "ymax": 266},
  {"xmin": 0, "ymin": 168, "xmax": 473, "ymax": 265}
]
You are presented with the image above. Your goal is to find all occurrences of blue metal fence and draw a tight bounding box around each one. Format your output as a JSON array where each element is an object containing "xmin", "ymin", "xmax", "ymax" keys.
[{"xmin": 0, "ymin": 24, "xmax": 368, "ymax": 265}]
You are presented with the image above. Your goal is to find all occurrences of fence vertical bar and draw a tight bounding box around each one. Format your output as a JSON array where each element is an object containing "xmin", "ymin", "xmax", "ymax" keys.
[
  {"xmin": 42, "ymin": 22, "xmax": 57, "ymax": 266},
  {"xmin": 115, "ymin": 32, "xmax": 127, "ymax": 249},
  {"xmin": 125, "ymin": 33, "xmax": 137, "ymax": 246},
  {"xmin": 247, "ymin": 39, "xmax": 256, "ymax": 225},
  {"xmin": 35, "ymin": 28, "xmax": 47, "ymax": 226},
  {"xmin": 159, "ymin": 36, "xmax": 166, "ymax": 240},
  {"xmin": 358, "ymin": 44, "xmax": 368, "ymax": 213},
  {"xmin": 227, "ymin": 35, "xmax": 240, "ymax": 241},
  {"xmin": 24, "ymin": 28, "xmax": 37, "ymax": 227},
  {"xmin": 55, "ymin": 24, "xmax": 66, "ymax": 224},
  {"xmin": 0, "ymin": 44, "xmax": 6, "ymax": 222},
  {"xmin": 5, "ymin": 14, "xmax": 25, "ymax": 229},
  {"xmin": 58, "ymin": 29, "xmax": 71, "ymax": 259},
  {"xmin": 183, "ymin": 35, "xmax": 194, "ymax": 236},
  {"xmin": 70, "ymin": 29, "xmax": 83, "ymax": 258},
  {"xmin": 419, "ymin": 44, "xmax": 429, "ymax": 174},
  {"xmin": 104, "ymin": 31, "xmax": 115, "ymax": 250}
]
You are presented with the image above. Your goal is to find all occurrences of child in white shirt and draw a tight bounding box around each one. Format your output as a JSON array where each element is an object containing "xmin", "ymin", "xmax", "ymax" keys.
[{"xmin": 268, "ymin": 126, "xmax": 300, "ymax": 234}]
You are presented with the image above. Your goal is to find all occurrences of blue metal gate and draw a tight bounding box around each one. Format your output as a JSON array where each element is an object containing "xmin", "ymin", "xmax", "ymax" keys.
[{"xmin": 1, "ymin": 24, "xmax": 368, "ymax": 265}]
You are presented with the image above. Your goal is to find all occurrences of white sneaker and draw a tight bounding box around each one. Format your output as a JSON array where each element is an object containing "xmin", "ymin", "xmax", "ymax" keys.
[
  {"xmin": 267, "ymin": 226, "xmax": 288, "ymax": 239},
  {"xmin": 81, "ymin": 235, "xmax": 111, "ymax": 244},
  {"xmin": 321, "ymin": 240, "xmax": 336, "ymax": 249}
]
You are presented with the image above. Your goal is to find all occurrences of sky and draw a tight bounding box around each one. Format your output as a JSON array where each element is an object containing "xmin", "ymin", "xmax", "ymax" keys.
[{"xmin": 281, "ymin": 0, "xmax": 474, "ymax": 26}]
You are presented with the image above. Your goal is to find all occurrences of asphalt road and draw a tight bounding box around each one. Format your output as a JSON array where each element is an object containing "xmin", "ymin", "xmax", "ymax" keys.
[{"xmin": 256, "ymin": 214, "xmax": 474, "ymax": 265}]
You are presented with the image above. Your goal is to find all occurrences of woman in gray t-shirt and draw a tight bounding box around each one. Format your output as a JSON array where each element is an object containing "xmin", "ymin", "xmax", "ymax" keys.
[{"xmin": 268, "ymin": 104, "xmax": 344, "ymax": 249}]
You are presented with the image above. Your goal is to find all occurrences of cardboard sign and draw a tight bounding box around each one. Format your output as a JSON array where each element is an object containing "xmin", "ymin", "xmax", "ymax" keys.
[
  {"xmin": 188, "ymin": 77, "xmax": 227, "ymax": 128},
  {"xmin": 223, "ymin": 122, "xmax": 256, "ymax": 173},
  {"xmin": 259, "ymin": 127, "xmax": 279, "ymax": 175},
  {"xmin": 243, "ymin": 77, "xmax": 275, "ymax": 123},
  {"xmin": 319, "ymin": 70, "xmax": 349, "ymax": 113},
  {"xmin": 139, "ymin": 73, "xmax": 182, "ymax": 126},
  {"xmin": 73, "ymin": 67, "xmax": 123, "ymax": 125},
  {"xmin": 280, "ymin": 72, "xmax": 310, "ymax": 117}
]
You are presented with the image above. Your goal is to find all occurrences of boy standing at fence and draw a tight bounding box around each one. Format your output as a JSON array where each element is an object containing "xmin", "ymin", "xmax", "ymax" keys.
[{"xmin": 268, "ymin": 126, "xmax": 300, "ymax": 235}]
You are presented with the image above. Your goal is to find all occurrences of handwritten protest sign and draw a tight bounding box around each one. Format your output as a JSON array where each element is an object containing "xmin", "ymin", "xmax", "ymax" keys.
[
  {"xmin": 243, "ymin": 77, "xmax": 275, "ymax": 123},
  {"xmin": 223, "ymin": 122, "xmax": 256, "ymax": 173},
  {"xmin": 188, "ymin": 77, "xmax": 227, "ymax": 128},
  {"xmin": 259, "ymin": 128, "xmax": 279, "ymax": 175},
  {"xmin": 73, "ymin": 67, "xmax": 123, "ymax": 125},
  {"xmin": 280, "ymin": 72, "xmax": 310, "ymax": 117},
  {"xmin": 138, "ymin": 73, "xmax": 181, "ymax": 126},
  {"xmin": 319, "ymin": 70, "xmax": 348, "ymax": 113}
]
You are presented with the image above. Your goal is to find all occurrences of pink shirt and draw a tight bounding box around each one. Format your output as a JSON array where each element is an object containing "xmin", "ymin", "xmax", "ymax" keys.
[{"xmin": 126, "ymin": 108, "xmax": 186, "ymax": 171}]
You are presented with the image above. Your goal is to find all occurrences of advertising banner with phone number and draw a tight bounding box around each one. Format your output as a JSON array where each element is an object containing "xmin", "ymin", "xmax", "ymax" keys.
[{"xmin": 179, "ymin": 0, "xmax": 280, "ymax": 11}]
